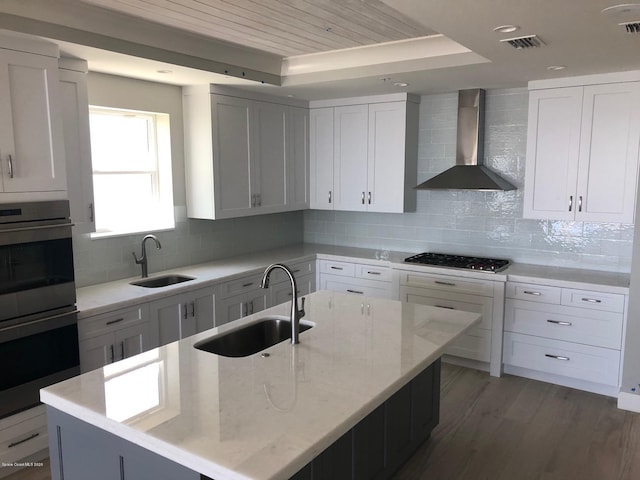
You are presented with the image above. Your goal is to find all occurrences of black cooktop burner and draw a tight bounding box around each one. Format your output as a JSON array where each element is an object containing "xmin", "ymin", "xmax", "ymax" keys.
[{"xmin": 404, "ymin": 252, "xmax": 510, "ymax": 273}]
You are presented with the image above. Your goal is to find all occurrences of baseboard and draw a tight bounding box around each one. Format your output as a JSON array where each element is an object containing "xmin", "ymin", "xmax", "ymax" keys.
[{"xmin": 618, "ymin": 390, "xmax": 640, "ymax": 413}]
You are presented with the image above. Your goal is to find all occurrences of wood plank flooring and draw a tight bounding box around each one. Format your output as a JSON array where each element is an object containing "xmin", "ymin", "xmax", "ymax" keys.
[{"xmin": 4, "ymin": 364, "xmax": 639, "ymax": 480}]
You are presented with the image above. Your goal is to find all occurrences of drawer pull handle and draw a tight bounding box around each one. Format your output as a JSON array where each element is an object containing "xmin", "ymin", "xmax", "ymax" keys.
[
  {"xmin": 435, "ymin": 305, "xmax": 455, "ymax": 310},
  {"xmin": 367, "ymin": 271, "xmax": 381, "ymax": 275},
  {"xmin": 545, "ymin": 354, "xmax": 570, "ymax": 361},
  {"xmin": 523, "ymin": 290, "xmax": 542, "ymax": 296},
  {"xmin": 330, "ymin": 266, "xmax": 343, "ymax": 270},
  {"xmin": 242, "ymin": 282, "xmax": 254, "ymax": 287},
  {"xmin": 346, "ymin": 289, "xmax": 364, "ymax": 294},
  {"xmin": 106, "ymin": 317, "xmax": 124, "ymax": 325},
  {"xmin": 547, "ymin": 319, "xmax": 572, "ymax": 326},
  {"xmin": 581, "ymin": 297, "xmax": 602, "ymax": 304},
  {"xmin": 292, "ymin": 269, "xmax": 301, "ymax": 273},
  {"xmin": 434, "ymin": 280, "xmax": 456, "ymax": 287},
  {"xmin": 8, "ymin": 433, "xmax": 40, "ymax": 448}
]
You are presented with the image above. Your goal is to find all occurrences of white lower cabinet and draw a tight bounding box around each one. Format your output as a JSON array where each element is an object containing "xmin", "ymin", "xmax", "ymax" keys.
[
  {"xmin": 318, "ymin": 259, "xmax": 396, "ymax": 299},
  {"xmin": 0, "ymin": 405, "xmax": 48, "ymax": 479},
  {"xmin": 398, "ymin": 270, "xmax": 505, "ymax": 377},
  {"xmin": 149, "ymin": 285, "xmax": 215, "ymax": 347},
  {"xmin": 77, "ymin": 305, "xmax": 151, "ymax": 373},
  {"xmin": 503, "ymin": 281, "xmax": 627, "ymax": 395},
  {"xmin": 214, "ymin": 273, "xmax": 269, "ymax": 327}
]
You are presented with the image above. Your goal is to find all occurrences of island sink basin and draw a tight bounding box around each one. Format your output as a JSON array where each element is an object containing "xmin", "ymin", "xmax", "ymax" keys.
[
  {"xmin": 130, "ymin": 274, "xmax": 195, "ymax": 288},
  {"xmin": 194, "ymin": 316, "xmax": 313, "ymax": 357}
]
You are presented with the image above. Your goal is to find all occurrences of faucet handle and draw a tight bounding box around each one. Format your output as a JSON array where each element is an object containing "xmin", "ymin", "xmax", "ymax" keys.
[
  {"xmin": 132, "ymin": 252, "xmax": 142, "ymax": 264},
  {"xmin": 298, "ymin": 297, "xmax": 306, "ymax": 317}
]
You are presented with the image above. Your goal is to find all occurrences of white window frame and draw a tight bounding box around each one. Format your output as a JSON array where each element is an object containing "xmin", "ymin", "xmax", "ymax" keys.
[{"xmin": 88, "ymin": 106, "xmax": 175, "ymax": 238}]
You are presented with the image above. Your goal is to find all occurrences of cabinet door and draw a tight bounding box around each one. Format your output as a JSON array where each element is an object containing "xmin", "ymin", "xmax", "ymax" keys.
[
  {"xmin": 189, "ymin": 285, "xmax": 216, "ymax": 334},
  {"xmin": 367, "ymin": 102, "xmax": 406, "ymax": 213},
  {"xmin": 253, "ymin": 101, "xmax": 287, "ymax": 213},
  {"xmin": 288, "ymin": 106, "xmax": 309, "ymax": 210},
  {"xmin": 0, "ymin": 49, "xmax": 66, "ymax": 193},
  {"xmin": 523, "ymin": 87, "xmax": 583, "ymax": 220},
  {"xmin": 59, "ymin": 65, "xmax": 95, "ymax": 233},
  {"xmin": 214, "ymin": 295, "xmax": 243, "ymax": 327},
  {"xmin": 271, "ymin": 274, "xmax": 315, "ymax": 306},
  {"xmin": 79, "ymin": 332, "xmax": 114, "ymax": 373},
  {"xmin": 211, "ymin": 95, "xmax": 253, "ymax": 217},
  {"xmin": 576, "ymin": 82, "xmax": 640, "ymax": 223},
  {"xmin": 115, "ymin": 323, "xmax": 148, "ymax": 361},
  {"xmin": 334, "ymin": 105, "xmax": 369, "ymax": 211},
  {"xmin": 310, "ymin": 108, "xmax": 334, "ymax": 209},
  {"xmin": 152, "ymin": 294, "xmax": 186, "ymax": 347}
]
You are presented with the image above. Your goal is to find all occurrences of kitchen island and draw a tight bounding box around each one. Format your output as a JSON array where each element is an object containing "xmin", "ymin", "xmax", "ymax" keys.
[{"xmin": 41, "ymin": 291, "xmax": 480, "ymax": 480}]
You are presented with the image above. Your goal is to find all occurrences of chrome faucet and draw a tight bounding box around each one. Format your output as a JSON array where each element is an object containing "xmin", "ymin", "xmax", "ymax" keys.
[
  {"xmin": 132, "ymin": 234, "xmax": 162, "ymax": 278},
  {"xmin": 260, "ymin": 264, "xmax": 305, "ymax": 344}
]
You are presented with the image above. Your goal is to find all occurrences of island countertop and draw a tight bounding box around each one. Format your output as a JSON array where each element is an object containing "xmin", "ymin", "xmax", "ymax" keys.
[{"xmin": 41, "ymin": 291, "xmax": 481, "ymax": 480}]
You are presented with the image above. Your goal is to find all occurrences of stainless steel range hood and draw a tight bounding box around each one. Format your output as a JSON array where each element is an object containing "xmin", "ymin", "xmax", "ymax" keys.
[{"xmin": 415, "ymin": 89, "xmax": 516, "ymax": 191}]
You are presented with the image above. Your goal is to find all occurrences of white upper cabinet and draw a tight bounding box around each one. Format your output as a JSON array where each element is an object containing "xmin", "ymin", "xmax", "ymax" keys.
[
  {"xmin": 59, "ymin": 58, "xmax": 95, "ymax": 233},
  {"xmin": 309, "ymin": 107, "xmax": 334, "ymax": 209},
  {"xmin": 309, "ymin": 93, "xmax": 419, "ymax": 213},
  {"xmin": 183, "ymin": 85, "xmax": 309, "ymax": 220},
  {"xmin": 0, "ymin": 33, "xmax": 66, "ymax": 200},
  {"xmin": 524, "ymin": 77, "xmax": 640, "ymax": 223}
]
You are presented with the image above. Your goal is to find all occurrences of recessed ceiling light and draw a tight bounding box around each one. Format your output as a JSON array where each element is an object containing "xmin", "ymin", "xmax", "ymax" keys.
[
  {"xmin": 393, "ymin": 82, "xmax": 409, "ymax": 87},
  {"xmin": 286, "ymin": 94, "xmax": 296, "ymax": 98},
  {"xmin": 547, "ymin": 65, "xmax": 567, "ymax": 71},
  {"xmin": 156, "ymin": 69, "xmax": 172, "ymax": 74},
  {"xmin": 493, "ymin": 25, "xmax": 519, "ymax": 33},
  {"xmin": 601, "ymin": 3, "xmax": 640, "ymax": 16}
]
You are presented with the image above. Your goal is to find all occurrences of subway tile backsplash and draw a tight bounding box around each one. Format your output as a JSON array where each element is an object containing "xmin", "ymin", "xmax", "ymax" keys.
[{"xmin": 303, "ymin": 88, "xmax": 634, "ymax": 273}]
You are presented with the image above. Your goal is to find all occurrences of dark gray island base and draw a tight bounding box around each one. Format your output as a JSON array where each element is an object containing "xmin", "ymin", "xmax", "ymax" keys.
[{"xmin": 47, "ymin": 359, "xmax": 440, "ymax": 480}]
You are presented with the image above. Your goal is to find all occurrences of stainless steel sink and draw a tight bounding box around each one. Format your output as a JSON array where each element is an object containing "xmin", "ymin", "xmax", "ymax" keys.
[
  {"xmin": 194, "ymin": 316, "xmax": 313, "ymax": 357},
  {"xmin": 130, "ymin": 274, "xmax": 195, "ymax": 288}
]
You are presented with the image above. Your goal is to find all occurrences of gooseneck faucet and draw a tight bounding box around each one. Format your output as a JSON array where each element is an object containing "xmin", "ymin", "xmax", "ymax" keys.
[
  {"xmin": 132, "ymin": 234, "xmax": 162, "ymax": 278},
  {"xmin": 260, "ymin": 264, "xmax": 305, "ymax": 344}
]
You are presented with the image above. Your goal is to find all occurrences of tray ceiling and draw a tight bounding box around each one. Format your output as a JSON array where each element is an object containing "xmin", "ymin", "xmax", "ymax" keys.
[{"xmin": 80, "ymin": 0, "xmax": 435, "ymax": 57}]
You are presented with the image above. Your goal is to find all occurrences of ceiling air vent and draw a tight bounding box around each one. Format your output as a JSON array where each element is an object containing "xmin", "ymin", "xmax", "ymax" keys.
[
  {"xmin": 500, "ymin": 34, "xmax": 545, "ymax": 49},
  {"xmin": 621, "ymin": 22, "xmax": 640, "ymax": 33}
]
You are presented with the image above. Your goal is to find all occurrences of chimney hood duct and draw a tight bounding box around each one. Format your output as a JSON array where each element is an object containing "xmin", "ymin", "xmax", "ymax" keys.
[{"xmin": 415, "ymin": 89, "xmax": 516, "ymax": 191}]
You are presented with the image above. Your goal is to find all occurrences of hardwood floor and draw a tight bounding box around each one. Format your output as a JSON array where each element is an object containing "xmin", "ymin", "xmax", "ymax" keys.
[
  {"xmin": 5, "ymin": 364, "xmax": 639, "ymax": 480},
  {"xmin": 393, "ymin": 364, "xmax": 640, "ymax": 480}
]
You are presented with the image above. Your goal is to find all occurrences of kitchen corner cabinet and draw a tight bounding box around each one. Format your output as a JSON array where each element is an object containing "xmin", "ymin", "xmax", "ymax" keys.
[
  {"xmin": 58, "ymin": 58, "xmax": 95, "ymax": 233},
  {"xmin": 524, "ymin": 80, "xmax": 640, "ymax": 223},
  {"xmin": 77, "ymin": 305, "xmax": 151, "ymax": 373},
  {"xmin": 309, "ymin": 94, "xmax": 419, "ymax": 213},
  {"xmin": 183, "ymin": 85, "xmax": 309, "ymax": 220},
  {"xmin": 149, "ymin": 285, "xmax": 215, "ymax": 347},
  {"xmin": 0, "ymin": 34, "xmax": 67, "ymax": 199}
]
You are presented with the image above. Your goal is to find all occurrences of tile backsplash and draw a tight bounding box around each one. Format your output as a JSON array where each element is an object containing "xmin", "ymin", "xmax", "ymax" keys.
[
  {"xmin": 303, "ymin": 88, "xmax": 634, "ymax": 273},
  {"xmin": 73, "ymin": 210, "xmax": 303, "ymax": 287}
]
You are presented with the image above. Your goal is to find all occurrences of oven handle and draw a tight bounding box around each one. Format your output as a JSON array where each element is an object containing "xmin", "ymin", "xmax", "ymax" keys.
[
  {"xmin": 0, "ymin": 310, "xmax": 78, "ymax": 344},
  {"xmin": 0, "ymin": 222, "xmax": 73, "ymax": 234}
]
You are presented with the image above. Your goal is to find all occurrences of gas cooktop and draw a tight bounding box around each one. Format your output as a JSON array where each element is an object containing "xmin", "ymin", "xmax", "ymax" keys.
[{"xmin": 404, "ymin": 252, "xmax": 510, "ymax": 273}]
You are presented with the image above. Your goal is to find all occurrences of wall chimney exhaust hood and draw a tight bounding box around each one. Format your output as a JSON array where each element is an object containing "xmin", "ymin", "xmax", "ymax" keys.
[{"xmin": 415, "ymin": 89, "xmax": 516, "ymax": 191}]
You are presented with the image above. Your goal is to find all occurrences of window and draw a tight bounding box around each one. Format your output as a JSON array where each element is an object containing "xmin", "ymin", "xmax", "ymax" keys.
[{"xmin": 89, "ymin": 106, "xmax": 174, "ymax": 236}]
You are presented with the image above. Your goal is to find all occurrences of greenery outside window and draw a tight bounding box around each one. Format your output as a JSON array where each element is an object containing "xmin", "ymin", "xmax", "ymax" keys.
[{"xmin": 89, "ymin": 106, "xmax": 174, "ymax": 237}]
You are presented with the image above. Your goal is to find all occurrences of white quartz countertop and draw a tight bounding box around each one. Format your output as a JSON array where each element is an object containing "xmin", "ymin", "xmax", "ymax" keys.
[
  {"xmin": 75, "ymin": 243, "xmax": 630, "ymax": 319},
  {"xmin": 41, "ymin": 291, "xmax": 481, "ymax": 480}
]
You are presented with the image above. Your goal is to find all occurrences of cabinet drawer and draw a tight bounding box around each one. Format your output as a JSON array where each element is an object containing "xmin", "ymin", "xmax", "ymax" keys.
[
  {"xmin": 0, "ymin": 407, "xmax": 48, "ymax": 466},
  {"xmin": 401, "ymin": 286, "xmax": 492, "ymax": 330},
  {"xmin": 503, "ymin": 332, "xmax": 620, "ymax": 386},
  {"xmin": 561, "ymin": 288, "xmax": 625, "ymax": 313},
  {"xmin": 267, "ymin": 260, "xmax": 315, "ymax": 284},
  {"xmin": 78, "ymin": 304, "xmax": 148, "ymax": 339},
  {"xmin": 505, "ymin": 299, "xmax": 623, "ymax": 349},
  {"xmin": 506, "ymin": 282, "xmax": 561, "ymax": 304},
  {"xmin": 355, "ymin": 264, "xmax": 392, "ymax": 282},
  {"xmin": 399, "ymin": 271, "xmax": 494, "ymax": 297},
  {"xmin": 319, "ymin": 260, "xmax": 356, "ymax": 277},
  {"xmin": 321, "ymin": 275, "xmax": 395, "ymax": 299},
  {"xmin": 444, "ymin": 328, "xmax": 491, "ymax": 363},
  {"xmin": 216, "ymin": 273, "xmax": 263, "ymax": 299}
]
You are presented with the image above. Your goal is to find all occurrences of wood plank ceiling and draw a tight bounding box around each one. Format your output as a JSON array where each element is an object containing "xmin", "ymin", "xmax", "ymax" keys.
[{"xmin": 80, "ymin": 0, "xmax": 435, "ymax": 57}]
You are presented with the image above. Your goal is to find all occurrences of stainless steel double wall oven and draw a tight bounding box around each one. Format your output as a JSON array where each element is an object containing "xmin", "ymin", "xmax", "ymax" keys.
[{"xmin": 0, "ymin": 201, "xmax": 79, "ymax": 418}]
